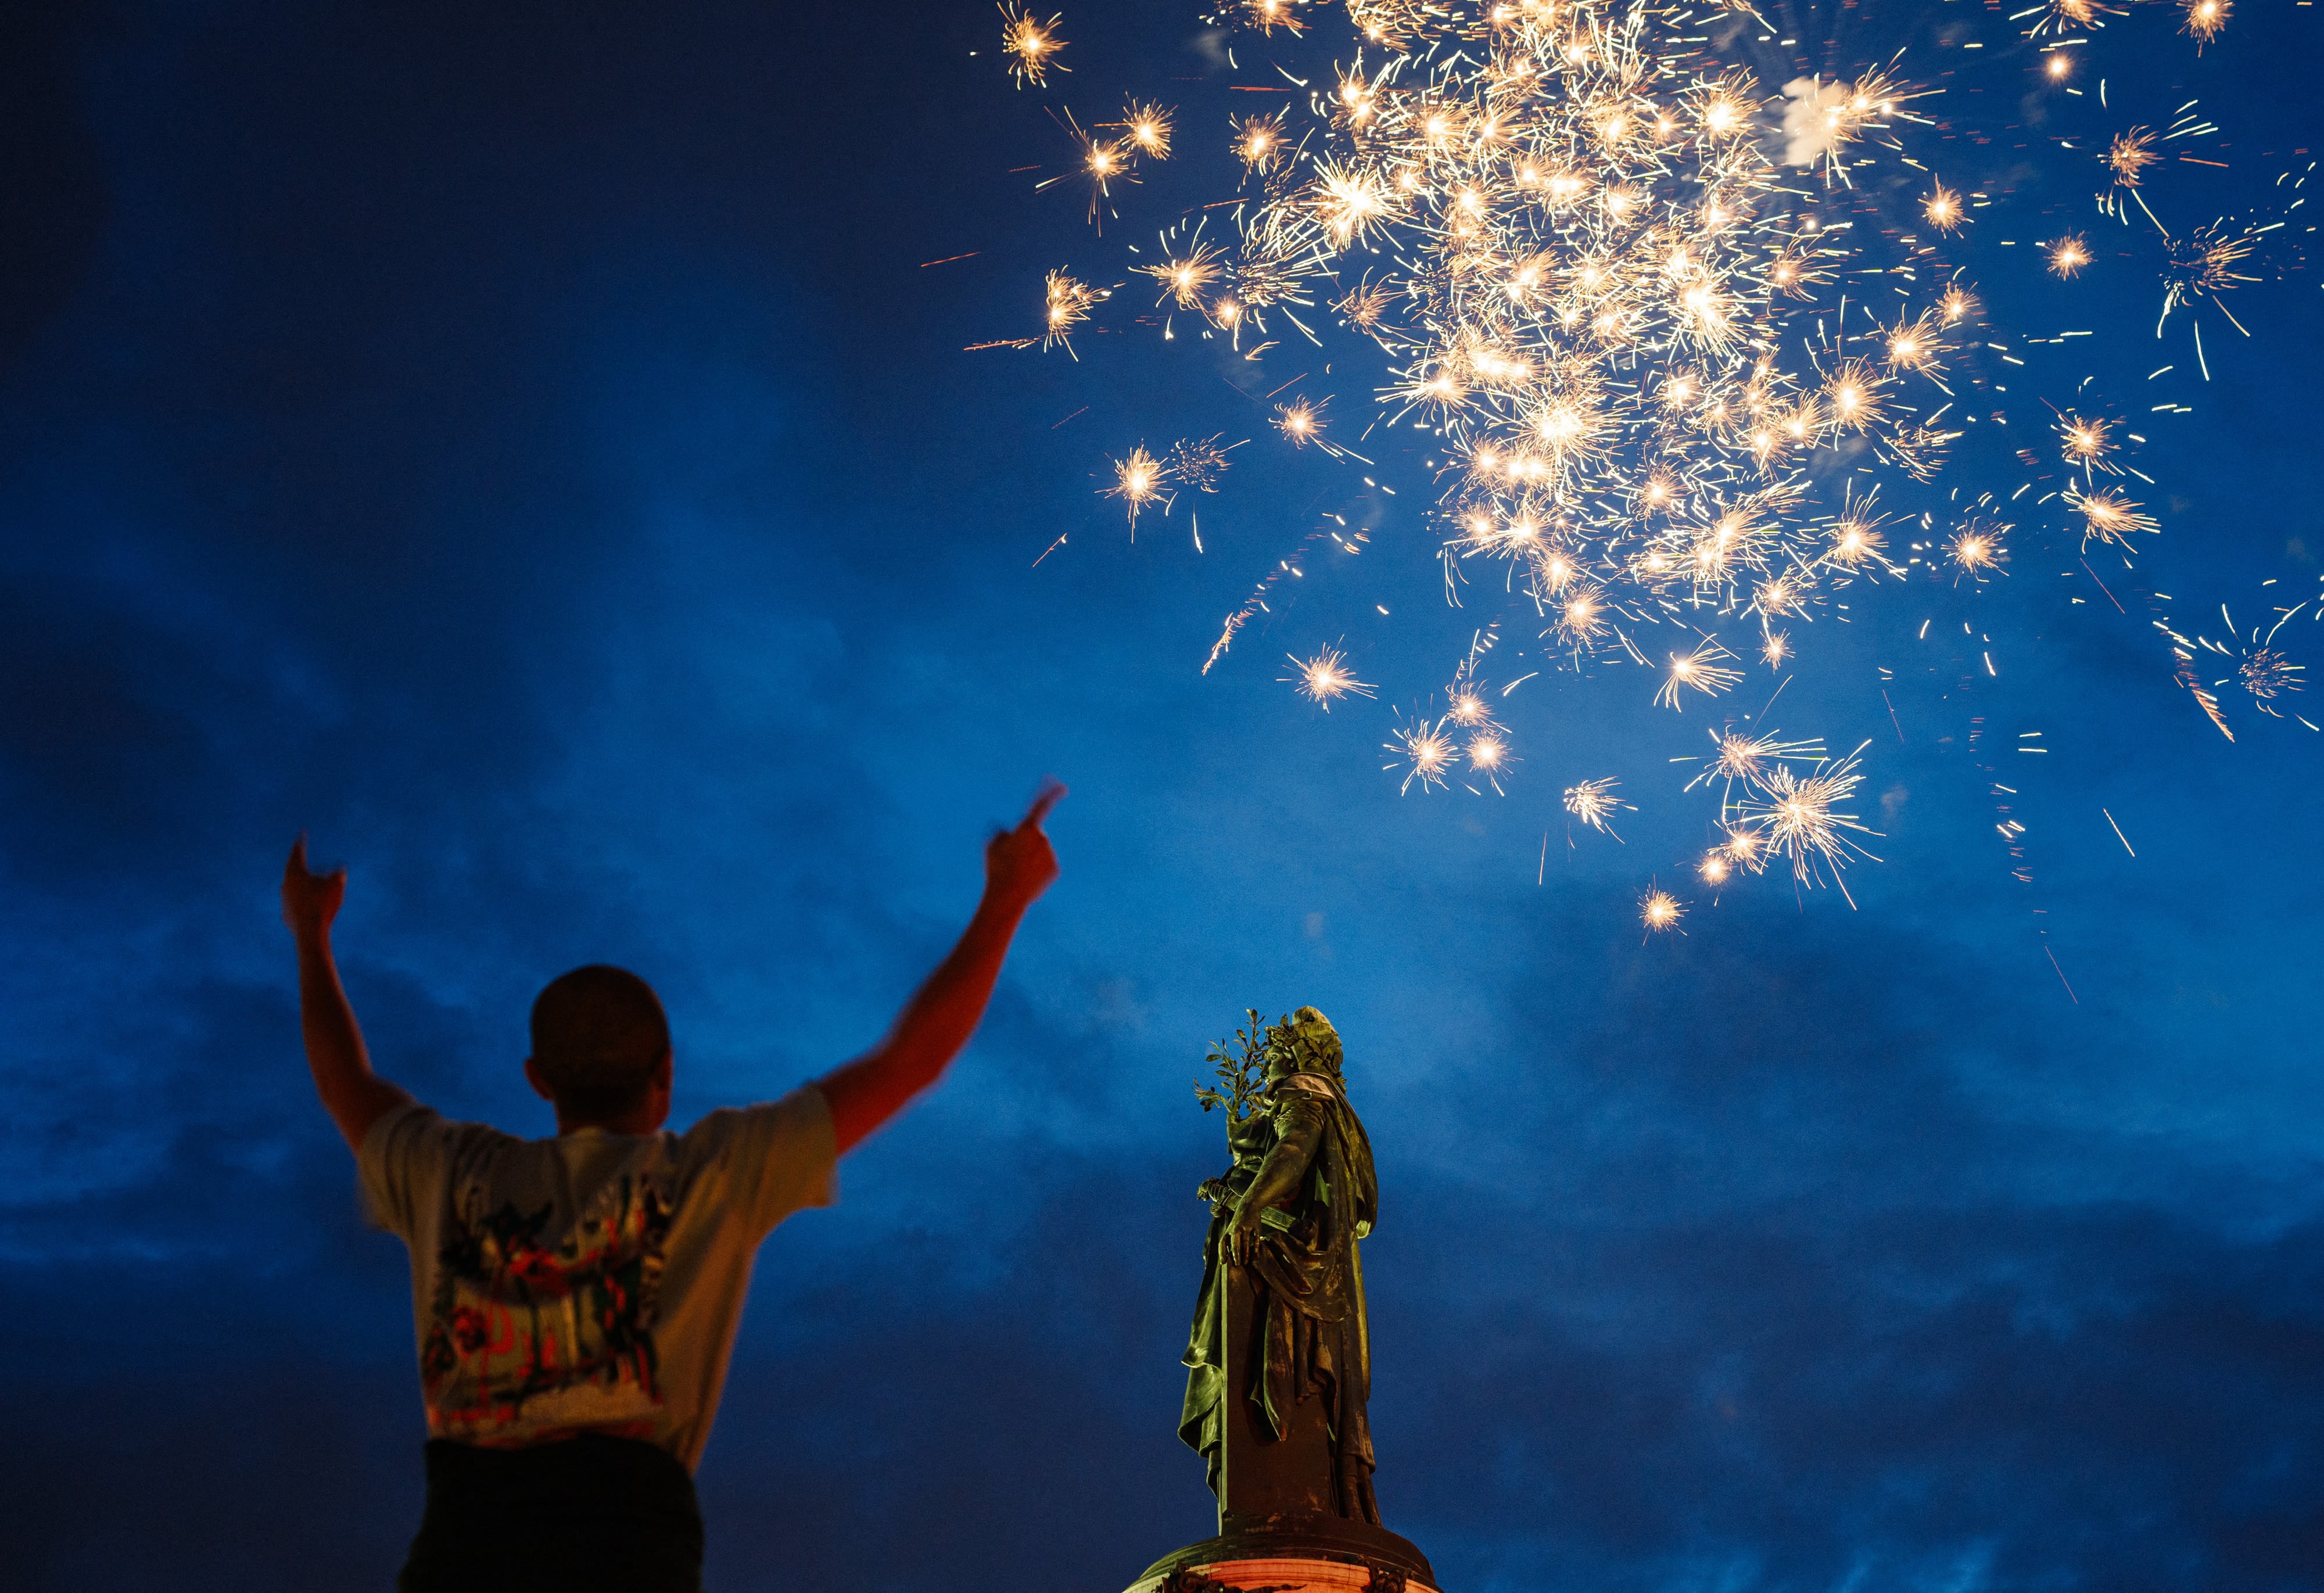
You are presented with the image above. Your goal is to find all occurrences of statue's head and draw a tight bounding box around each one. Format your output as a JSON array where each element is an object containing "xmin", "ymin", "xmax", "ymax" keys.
[{"xmin": 1268, "ymin": 1005, "xmax": 1344, "ymax": 1080}]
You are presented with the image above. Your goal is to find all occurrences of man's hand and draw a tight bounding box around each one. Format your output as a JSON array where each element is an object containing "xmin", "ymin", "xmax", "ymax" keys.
[
  {"xmin": 820, "ymin": 778, "xmax": 1067, "ymax": 1154},
  {"xmin": 984, "ymin": 780, "xmax": 1066, "ymax": 913},
  {"xmin": 282, "ymin": 835, "xmax": 346, "ymax": 944},
  {"xmin": 283, "ymin": 834, "xmax": 413, "ymax": 1153}
]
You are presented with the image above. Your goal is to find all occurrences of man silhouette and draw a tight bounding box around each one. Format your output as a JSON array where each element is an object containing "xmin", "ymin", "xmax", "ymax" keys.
[{"xmin": 282, "ymin": 782, "xmax": 1064, "ymax": 1591}]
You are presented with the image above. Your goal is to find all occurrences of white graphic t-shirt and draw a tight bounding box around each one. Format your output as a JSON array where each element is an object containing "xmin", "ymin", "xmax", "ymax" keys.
[{"xmin": 359, "ymin": 1086, "xmax": 836, "ymax": 1472}]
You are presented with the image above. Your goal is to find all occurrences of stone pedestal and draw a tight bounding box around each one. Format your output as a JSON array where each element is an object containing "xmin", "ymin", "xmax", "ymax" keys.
[
  {"xmin": 1122, "ymin": 1558, "xmax": 1440, "ymax": 1593},
  {"xmin": 1125, "ymin": 1516, "xmax": 1439, "ymax": 1593}
]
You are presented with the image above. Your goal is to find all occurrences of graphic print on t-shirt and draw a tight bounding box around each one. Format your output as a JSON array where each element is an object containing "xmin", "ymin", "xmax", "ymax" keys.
[{"xmin": 419, "ymin": 1170, "xmax": 676, "ymax": 1440}]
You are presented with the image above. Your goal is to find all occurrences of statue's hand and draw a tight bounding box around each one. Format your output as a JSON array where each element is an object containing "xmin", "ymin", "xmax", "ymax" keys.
[{"xmin": 1225, "ymin": 1200, "xmax": 1266, "ymax": 1266}]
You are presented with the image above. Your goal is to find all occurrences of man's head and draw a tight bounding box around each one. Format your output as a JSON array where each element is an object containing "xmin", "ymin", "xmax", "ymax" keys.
[
  {"xmin": 523, "ymin": 964, "xmax": 673, "ymax": 1132},
  {"xmin": 1268, "ymin": 1005, "xmax": 1345, "ymax": 1080}
]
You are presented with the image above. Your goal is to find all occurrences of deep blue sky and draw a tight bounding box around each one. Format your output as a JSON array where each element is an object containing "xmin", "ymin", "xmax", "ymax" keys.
[{"xmin": 3, "ymin": 1, "xmax": 2322, "ymax": 1589}]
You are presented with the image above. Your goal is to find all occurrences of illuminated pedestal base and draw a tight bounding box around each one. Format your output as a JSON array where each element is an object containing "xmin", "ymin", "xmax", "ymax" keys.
[
  {"xmin": 1127, "ymin": 1516, "xmax": 1440, "ymax": 1593},
  {"xmin": 1122, "ymin": 1556, "xmax": 1441, "ymax": 1593}
]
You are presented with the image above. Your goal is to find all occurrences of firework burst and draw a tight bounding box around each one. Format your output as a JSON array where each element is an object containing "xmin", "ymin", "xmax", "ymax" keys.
[
  {"xmin": 1654, "ymin": 636, "xmax": 1744, "ymax": 711},
  {"xmin": 986, "ymin": 0, "xmax": 2303, "ymax": 915},
  {"xmin": 2233, "ymin": 602, "xmax": 2309, "ymax": 716},
  {"xmin": 2066, "ymin": 487, "xmax": 2157, "ymax": 551},
  {"xmin": 2057, "ymin": 412, "xmax": 2115, "ymax": 476},
  {"xmin": 1946, "ymin": 518, "xmax": 2009, "ymax": 580},
  {"xmin": 1004, "ymin": 6, "xmax": 1974, "ymax": 663},
  {"xmin": 1041, "ymin": 269, "xmax": 1107, "ymax": 351},
  {"xmin": 1551, "ymin": 586, "xmax": 1611, "ymax": 651},
  {"xmin": 1565, "ymin": 776, "xmax": 1633, "ymax": 838},
  {"xmin": 2182, "ymin": 0, "xmax": 2230, "ymax": 45},
  {"xmin": 1143, "ymin": 241, "xmax": 1224, "ymax": 308},
  {"xmin": 1116, "ymin": 99, "xmax": 1175, "ymax": 158},
  {"xmin": 2160, "ymin": 218, "xmax": 2262, "ymax": 336},
  {"xmin": 1882, "ymin": 310, "xmax": 1947, "ymax": 373},
  {"xmin": 1730, "ymin": 742, "xmax": 1882, "ymax": 892},
  {"xmin": 999, "ymin": 3, "xmax": 1066, "ymax": 87},
  {"xmin": 1683, "ymin": 727, "xmax": 1830, "ymax": 798},
  {"xmin": 1235, "ymin": 110, "xmax": 1289, "ymax": 173},
  {"xmin": 1241, "ymin": 0, "xmax": 1310, "ymax": 35},
  {"xmin": 1275, "ymin": 399, "xmax": 1327, "ymax": 447},
  {"xmin": 2045, "ymin": 233, "xmax": 2092, "ymax": 278},
  {"xmin": 1285, "ymin": 646, "xmax": 1376, "ymax": 709},
  {"xmin": 1167, "ymin": 434, "xmax": 1236, "ymax": 491},
  {"xmin": 1446, "ymin": 679, "xmax": 1495, "ymax": 730},
  {"xmin": 2106, "ymin": 127, "xmax": 2159, "ymax": 186},
  {"xmin": 2241, "ymin": 647, "xmax": 2303, "ymax": 711},
  {"xmin": 1102, "ymin": 444, "xmax": 1169, "ymax": 527},
  {"xmin": 1640, "ymin": 888, "xmax": 1685, "ymax": 932},
  {"xmin": 1386, "ymin": 715, "xmax": 1457, "ymax": 794}
]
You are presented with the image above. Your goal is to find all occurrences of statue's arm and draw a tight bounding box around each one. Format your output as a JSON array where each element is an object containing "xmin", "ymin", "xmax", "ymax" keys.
[{"xmin": 1225, "ymin": 1098, "xmax": 1326, "ymax": 1263}]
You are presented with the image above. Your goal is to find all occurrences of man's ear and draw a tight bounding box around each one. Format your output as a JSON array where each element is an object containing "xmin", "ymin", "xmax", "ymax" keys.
[
  {"xmin": 523, "ymin": 1057, "xmax": 557, "ymax": 1103},
  {"xmin": 651, "ymin": 1047, "xmax": 674, "ymax": 1092}
]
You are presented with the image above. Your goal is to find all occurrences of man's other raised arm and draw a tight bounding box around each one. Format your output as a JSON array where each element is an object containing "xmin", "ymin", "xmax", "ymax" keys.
[
  {"xmin": 819, "ymin": 781, "xmax": 1065, "ymax": 1154},
  {"xmin": 283, "ymin": 837, "xmax": 414, "ymax": 1154}
]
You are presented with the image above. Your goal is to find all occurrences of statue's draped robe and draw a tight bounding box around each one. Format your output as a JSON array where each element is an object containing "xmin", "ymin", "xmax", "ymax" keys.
[{"xmin": 1180, "ymin": 1070, "xmax": 1380, "ymax": 1523}]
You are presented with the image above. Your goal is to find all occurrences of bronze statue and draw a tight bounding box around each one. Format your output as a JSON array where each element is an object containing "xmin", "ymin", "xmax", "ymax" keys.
[
  {"xmin": 1181, "ymin": 1006, "xmax": 1380, "ymax": 1525},
  {"xmin": 1133, "ymin": 1006, "xmax": 1437, "ymax": 1592}
]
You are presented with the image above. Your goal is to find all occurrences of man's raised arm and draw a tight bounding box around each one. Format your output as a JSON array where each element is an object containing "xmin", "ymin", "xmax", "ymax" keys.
[
  {"xmin": 284, "ymin": 837, "xmax": 414, "ymax": 1153},
  {"xmin": 818, "ymin": 781, "xmax": 1065, "ymax": 1154}
]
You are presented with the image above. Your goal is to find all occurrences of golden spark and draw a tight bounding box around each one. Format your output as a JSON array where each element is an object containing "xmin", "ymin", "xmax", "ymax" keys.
[
  {"xmin": 1284, "ymin": 646, "xmax": 1376, "ymax": 709},
  {"xmin": 1563, "ymin": 776, "xmax": 1632, "ymax": 836},
  {"xmin": 2106, "ymin": 127, "xmax": 2158, "ymax": 186},
  {"xmin": 999, "ymin": 3, "xmax": 1067, "ymax": 88},
  {"xmin": 2182, "ymin": 0, "xmax": 2229, "ymax": 44},
  {"xmin": 2057, "ymin": 412, "xmax": 2113, "ymax": 471},
  {"xmin": 1102, "ymin": 444, "xmax": 1168, "ymax": 526},
  {"xmin": 1946, "ymin": 519, "xmax": 2009, "ymax": 579},
  {"xmin": 1386, "ymin": 716, "xmax": 1458, "ymax": 794},
  {"xmin": 1640, "ymin": 888, "xmax": 1685, "ymax": 931},
  {"xmin": 1167, "ymin": 435, "xmax": 1235, "ymax": 492},
  {"xmin": 1041, "ymin": 269, "xmax": 1107, "ymax": 350},
  {"xmin": 1275, "ymin": 400, "xmax": 1324, "ymax": 446},
  {"xmin": 1119, "ymin": 101, "xmax": 1174, "ymax": 158},
  {"xmin": 1236, "ymin": 112, "xmax": 1289, "ymax": 173},
  {"xmin": 1730, "ymin": 742, "xmax": 1882, "ymax": 888},
  {"xmin": 2067, "ymin": 488, "xmax": 2157, "ymax": 550},
  {"xmin": 1142, "ymin": 242, "xmax": 1224, "ymax": 309},
  {"xmin": 1655, "ymin": 636, "xmax": 1744, "ymax": 710}
]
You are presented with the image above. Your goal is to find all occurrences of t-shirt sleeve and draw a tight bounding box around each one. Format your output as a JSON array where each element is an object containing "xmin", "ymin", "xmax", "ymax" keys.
[
  {"xmin": 685, "ymin": 1085, "xmax": 839, "ymax": 1238},
  {"xmin": 357, "ymin": 1102, "xmax": 480, "ymax": 1239}
]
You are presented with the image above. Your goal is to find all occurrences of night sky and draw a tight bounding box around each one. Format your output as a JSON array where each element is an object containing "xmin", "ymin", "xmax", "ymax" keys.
[{"xmin": 5, "ymin": 1, "xmax": 2324, "ymax": 1589}]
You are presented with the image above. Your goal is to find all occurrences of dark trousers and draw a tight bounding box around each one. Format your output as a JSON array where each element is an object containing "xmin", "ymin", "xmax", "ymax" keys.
[{"xmin": 399, "ymin": 1434, "xmax": 705, "ymax": 1592}]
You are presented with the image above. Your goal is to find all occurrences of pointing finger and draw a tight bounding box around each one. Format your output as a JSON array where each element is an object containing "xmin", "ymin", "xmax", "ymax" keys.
[{"xmin": 1020, "ymin": 778, "xmax": 1068, "ymax": 831}]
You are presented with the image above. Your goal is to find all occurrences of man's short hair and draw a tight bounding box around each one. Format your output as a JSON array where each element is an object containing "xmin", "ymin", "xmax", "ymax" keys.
[{"xmin": 529, "ymin": 965, "xmax": 670, "ymax": 1118}]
